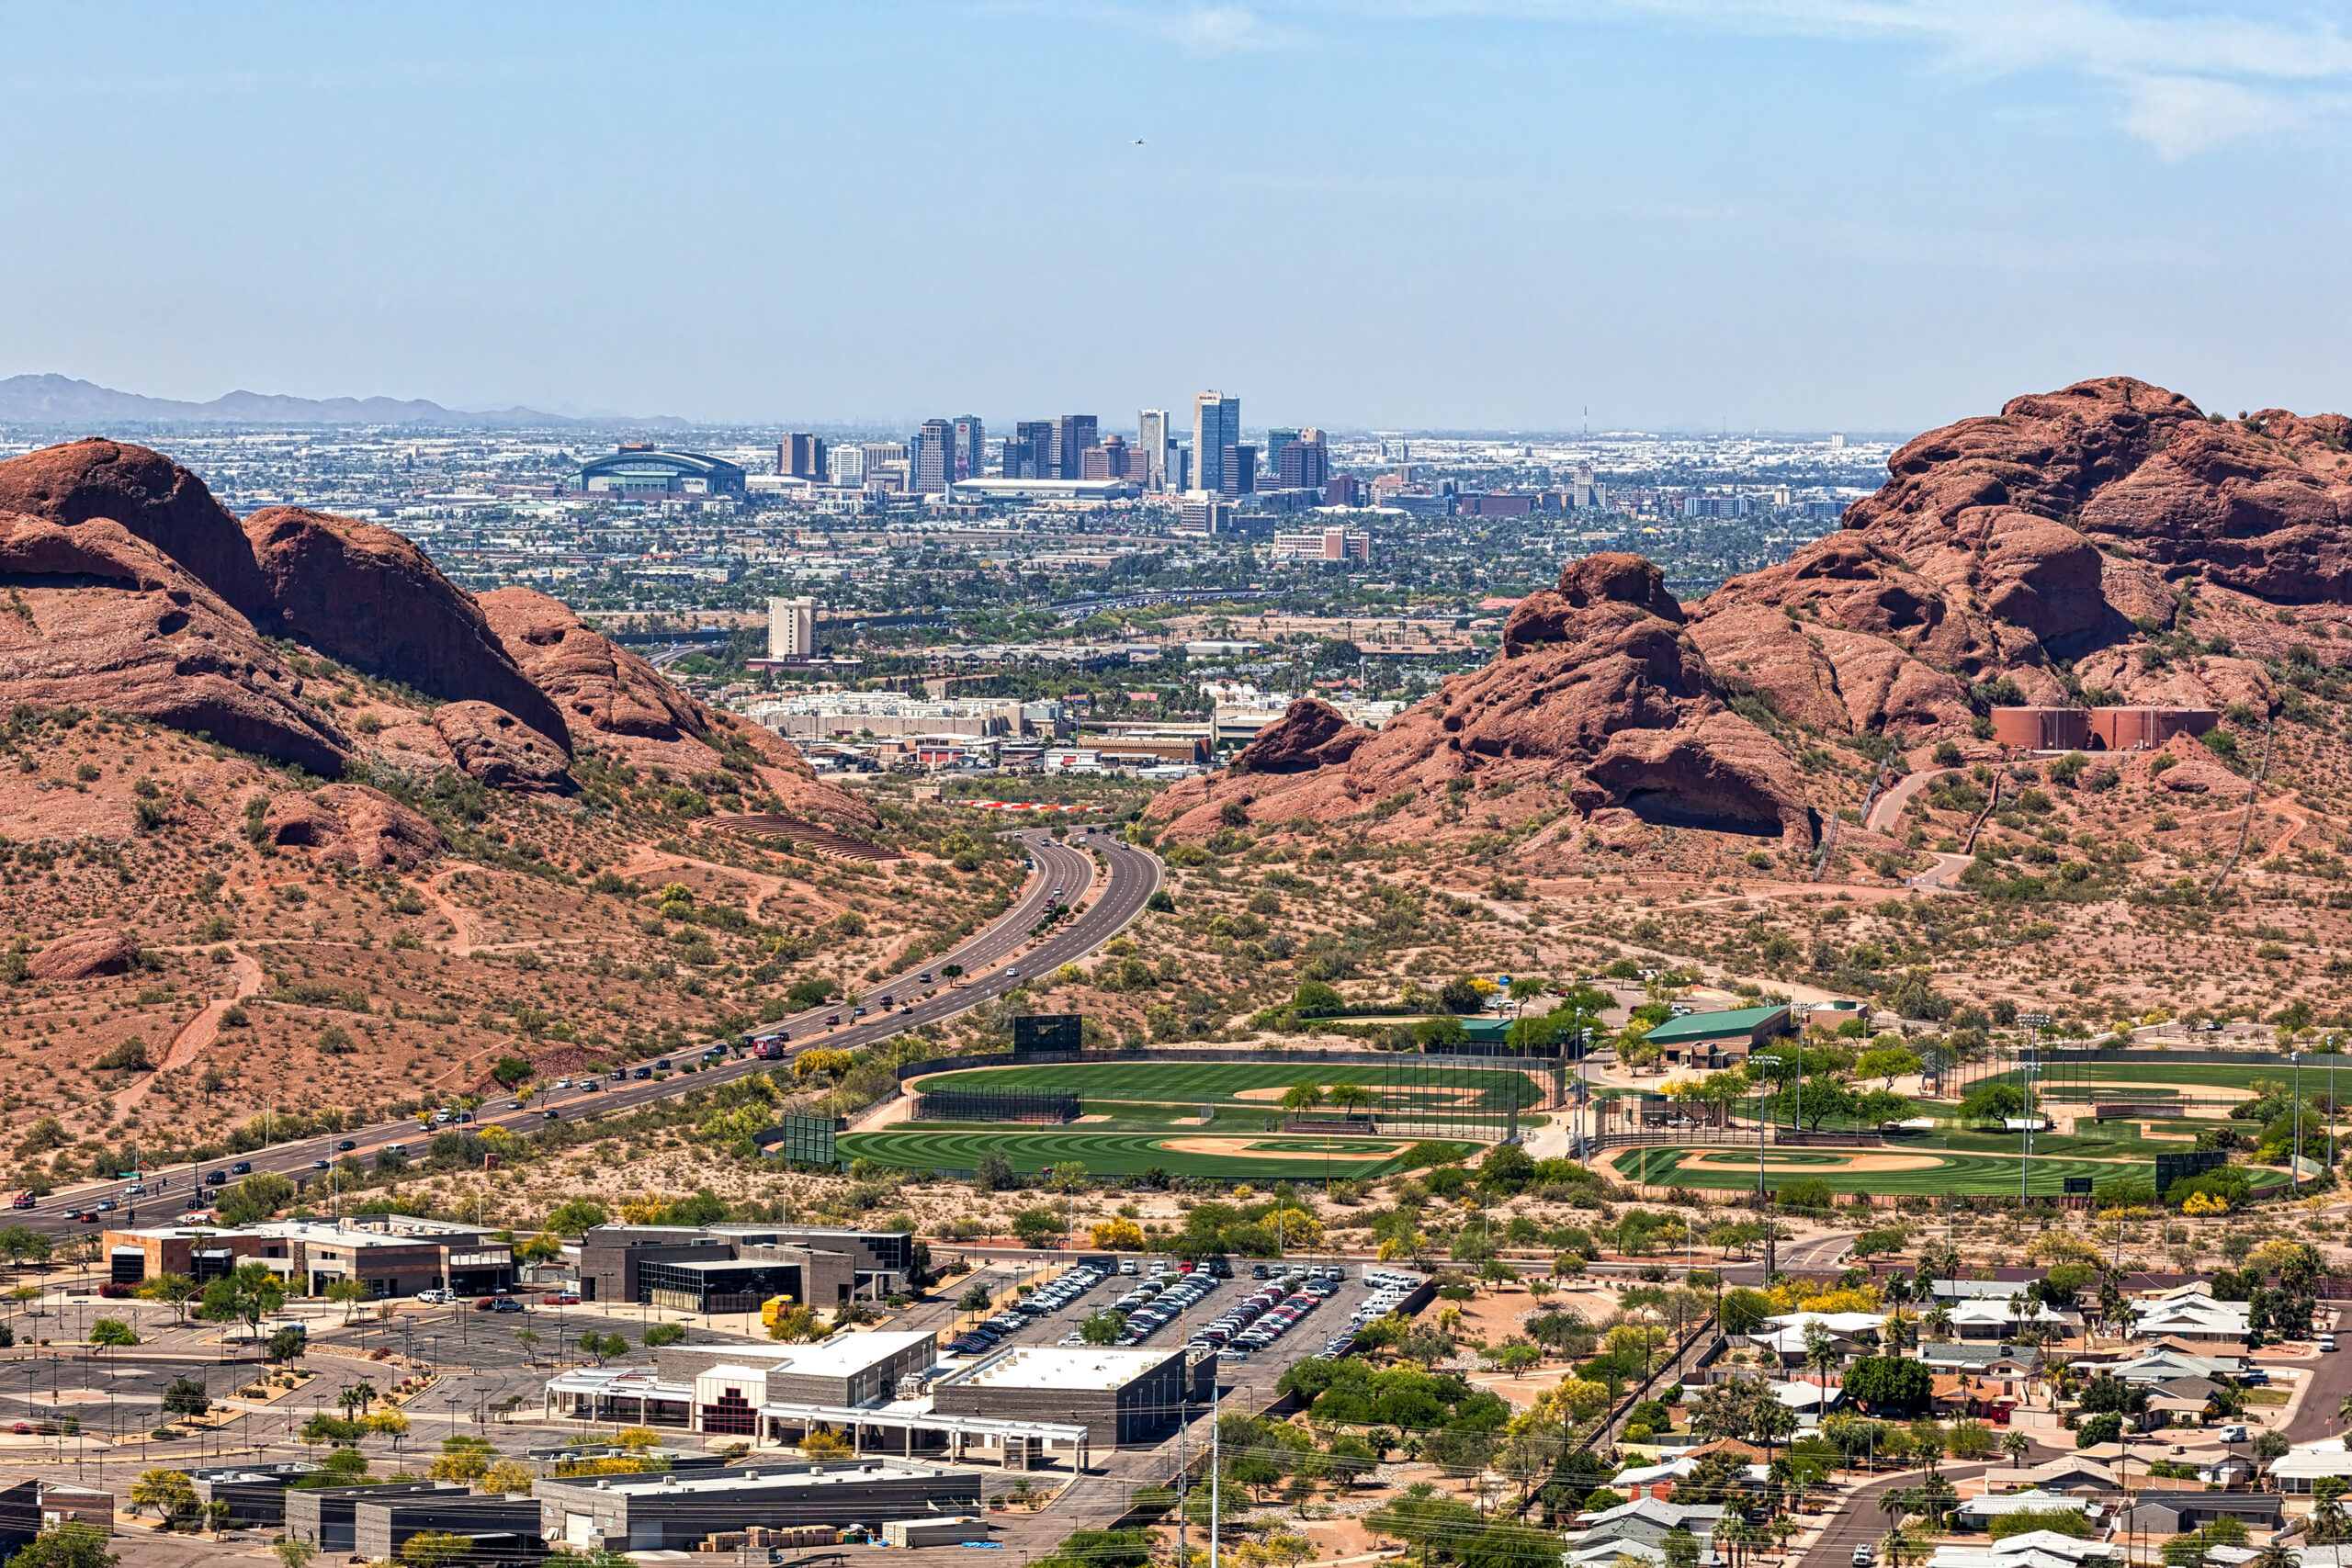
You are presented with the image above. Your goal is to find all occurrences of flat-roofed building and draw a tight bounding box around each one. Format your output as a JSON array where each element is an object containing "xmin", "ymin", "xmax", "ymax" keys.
[
  {"xmin": 575, "ymin": 1224, "xmax": 913, "ymax": 1310},
  {"xmin": 1637, "ymin": 1005, "xmax": 1794, "ymax": 1067},
  {"xmin": 536, "ymin": 1461, "xmax": 980, "ymax": 1553},
  {"xmin": 932, "ymin": 1346, "xmax": 1191, "ymax": 1446},
  {"xmin": 105, "ymin": 1217, "xmax": 510, "ymax": 1300}
]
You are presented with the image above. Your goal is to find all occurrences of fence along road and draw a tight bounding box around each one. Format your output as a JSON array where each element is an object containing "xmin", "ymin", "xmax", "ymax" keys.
[{"xmin": 27, "ymin": 828, "xmax": 1162, "ymax": 1238}]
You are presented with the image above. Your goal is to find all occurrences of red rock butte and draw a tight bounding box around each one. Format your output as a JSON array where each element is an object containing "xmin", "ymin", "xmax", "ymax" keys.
[{"xmin": 1155, "ymin": 377, "xmax": 2337, "ymax": 850}]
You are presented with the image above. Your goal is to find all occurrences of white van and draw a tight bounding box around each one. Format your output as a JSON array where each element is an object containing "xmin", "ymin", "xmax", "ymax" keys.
[
  {"xmin": 2320, "ymin": 1334, "xmax": 2339, "ymax": 1352},
  {"xmin": 2216, "ymin": 1423, "xmax": 2249, "ymax": 1444}
]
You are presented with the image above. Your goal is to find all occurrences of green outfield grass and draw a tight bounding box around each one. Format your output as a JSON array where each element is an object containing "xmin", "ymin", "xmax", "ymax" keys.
[
  {"xmin": 1605, "ymin": 1143, "xmax": 2296, "ymax": 1197},
  {"xmin": 910, "ymin": 1060, "xmax": 1545, "ymax": 1111},
  {"xmin": 1988, "ymin": 1061, "xmax": 2320, "ymax": 1091},
  {"xmin": 838, "ymin": 1124, "xmax": 1476, "ymax": 1179}
]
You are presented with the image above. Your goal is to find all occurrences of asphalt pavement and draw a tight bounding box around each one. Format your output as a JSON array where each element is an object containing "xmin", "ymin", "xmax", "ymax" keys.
[{"xmin": 24, "ymin": 827, "xmax": 1159, "ymax": 1236}]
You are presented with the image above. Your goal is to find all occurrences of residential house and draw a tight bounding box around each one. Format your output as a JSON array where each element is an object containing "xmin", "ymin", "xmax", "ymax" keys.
[
  {"xmin": 1926, "ymin": 1531, "xmax": 2115, "ymax": 1568},
  {"xmin": 1948, "ymin": 1300, "xmax": 2081, "ymax": 1340},
  {"xmin": 2267, "ymin": 1438, "xmax": 2352, "ymax": 1495},
  {"xmin": 1954, "ymin": 1489, "xmax": 2098, "ymax": 1530},
  {"xmin": 2132, "ymin": 1296, "xmax": 2252, "ymax": 1345},
  {"xmin": 1920, "ymin": 1343, "xmax": 2041, "ymax": 1397},
  {"xmin": 2111, "ymin": 1493, "xmax": 2282, "ymax": 1536},
  {"xmin": 2007, "ymin": 1458, "xmax": 2116, "ymax": 1495},
  {"xmin": 1571, "ymin": 1498, "xmax": 1724, "ymax": 1551}
]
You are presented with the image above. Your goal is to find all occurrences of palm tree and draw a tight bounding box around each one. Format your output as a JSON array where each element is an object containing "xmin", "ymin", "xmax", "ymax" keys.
[
  {"xmin": 2250, "ymin": 1542, "xmax": 2298, "ymax": 1568},
  {"xmin": 1805, "ymin": 1325, "xmax": 1840, "ymax": 1392},
  {"xmin": 2003, "ymin": 1429, "xmax": 2030, "ymax": 1469}
]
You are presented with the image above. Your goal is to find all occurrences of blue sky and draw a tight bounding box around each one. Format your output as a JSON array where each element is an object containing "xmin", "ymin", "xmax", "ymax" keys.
[{"xmin": 5, "ymin": 0, "xmax": 2349, "ymax": 432}]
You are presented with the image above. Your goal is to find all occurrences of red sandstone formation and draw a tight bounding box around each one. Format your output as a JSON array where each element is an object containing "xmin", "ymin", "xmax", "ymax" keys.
[
  {"xmin": 0, "ymin": 512, "xmax": 353, "ymax": 774},
  {"xmin": 1152, "ymin": 554, "xmax": 1813, "ymax": 846},
  {"xmin": 0, "ymin": 439, "xmax": 275, "ymax": 618},
  {"xmin": 244, "ymin": 506, "xmax": 571, "ymax": 746},
  {"xmin": 261, "ymin": 784, "xmax": 446, "ymax": 868},
  {"xmin": 29, "ymin": 928, "xmax": 139, "ymax": 981},
  {"xmin": 477, "ymin": 588, "xmax": 876, "ymax": 829},
  {"xmin": 1234, "ymin": 698, "xmax": 1374, "ymax": 773},
  {"xmin": 430, "ymin": 700, "xmax": 574, "ymax": 794}
]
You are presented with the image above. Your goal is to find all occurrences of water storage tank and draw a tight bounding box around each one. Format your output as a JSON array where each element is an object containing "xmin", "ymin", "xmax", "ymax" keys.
[
  {"xmin": 1989, "ymin": 706, "xmax": 2090, "ymax": 750},
  {"xmin": 2088, "ymin": 706, "xmax": 2218, "ymax": 750}
]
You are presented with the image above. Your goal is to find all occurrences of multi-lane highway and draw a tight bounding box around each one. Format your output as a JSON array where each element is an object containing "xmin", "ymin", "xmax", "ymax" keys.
[{"xmin": 23, "ymin": 827, "xmax": 1160, "ymax": 1236}]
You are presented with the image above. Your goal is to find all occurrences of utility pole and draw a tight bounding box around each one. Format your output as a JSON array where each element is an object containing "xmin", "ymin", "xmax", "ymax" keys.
[{"xmin": 1209, "ymin": 1395, "xmax": 1219, "ymax": 1568}]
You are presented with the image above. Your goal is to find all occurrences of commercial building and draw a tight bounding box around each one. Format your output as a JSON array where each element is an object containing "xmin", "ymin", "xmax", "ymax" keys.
[
  {"xmin": 1637, "ymin": 1004, "xmax": 1794, "ymax": 1067},
  {"xmin": 1053, "ymin": 414, "xmax": 1098, "ymax": 479},
  {"xmin": 1193, "ymin": 390, "xmax": 1239, "ymax": 497},
  {"xmin": 354, "ymin": 1494, "xmax": 543, "ymax": 1562},
  {"xmin": 186, "ymin": 1465, "xmax": 324, "ymax": 1529},
  {"xmin": 778, "ymin": 434, "xmax": 827, "ymax": 481},
  {"xmin": 914, "ymin": 420, "xmax": 956, "ymax": 494},
  {"xmin": 947, "ymin": 478, "xmax": 1137, "ymax": 504},
  {"xmin": 573, "ymin": 1224, "xmax": 915, "ymax": 1310},
  {"xmin": 1177, "ymin": 497, "xmax": 1233, "ymax": 536},
  {"xmin": 287, "ymin": 1483, "xmax": 466, "ymax": 1551},
  {"xmin": 1271, "ymin": 526, "xmax": 1370, "ymax": 562},
  {"xmin": 572, "ymin": 445, "xmax": 747, "ymax": 498},
  {"xmin": 104, "ymin": 1216, "xmax": 511, "ymax": 1299},
  {"xmin": 1275, "ymin": 430, "xmax": 1329, "ymax": 491},
  {"xmin": 1220, "ymin": 443, "xmax": 1258, "ymax": 496},
  {"xmin": 931, "ymin": 1345, "xmax": 1194, "ymax": 1446},
  {"xmin": 536, "ymin": 1461, "xmax": 981, "ymax": 1553},
  {"xmin": 951, "ymin": 416, "xmax": 986, "ymax": 482},
  {"xmin": 1137, "ymin": 409, "xmax": 1171, "ymax": 490},
  {"xmin": 1325, "ymin": 475, "xmax": 1367, "ymax": 507},
  {"xmin": 1007, "ymin": 421, "xmax": 1057, "ymax": 479},
  {"xmin": 766, "ymin": 596, "xmax": 815, "ymax": 660}
]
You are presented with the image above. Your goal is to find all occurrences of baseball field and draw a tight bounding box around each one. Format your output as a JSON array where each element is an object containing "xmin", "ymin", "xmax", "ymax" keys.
[
  {"xmin": 836, "ymin": 1125, "xmax": 1478, "ymax": 1179},
  {"xmin": 1599, "ymin": 1142, "xmax": 2280, "ymax": 1196},
  {"xmin": 839, "ymin": 1058, "xmax": 1533, "ymax": 1179}
]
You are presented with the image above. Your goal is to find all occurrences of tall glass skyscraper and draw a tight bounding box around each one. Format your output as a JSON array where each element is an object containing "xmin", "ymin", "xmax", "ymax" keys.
[{"xmin": 1193, "ymin": 390, "xmax": 1238, "ymax": 496}]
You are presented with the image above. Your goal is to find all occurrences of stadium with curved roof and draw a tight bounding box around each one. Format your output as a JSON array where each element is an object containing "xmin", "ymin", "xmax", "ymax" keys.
[{"xmin": 572, "ymin": 444, "xmax": 746, "ymax": 496}]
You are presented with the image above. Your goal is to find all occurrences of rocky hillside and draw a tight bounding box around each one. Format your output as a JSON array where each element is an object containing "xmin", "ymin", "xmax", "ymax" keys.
[
  {"xmin": 1153, "ymin": 377, "xmax": 2352, "ymax": 861},
  {"xmin": 0, "ymin": 438, "xmax": 869, "ymax": 828}
]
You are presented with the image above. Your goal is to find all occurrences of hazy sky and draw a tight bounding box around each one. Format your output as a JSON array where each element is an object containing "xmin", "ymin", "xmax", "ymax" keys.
[{"xmin": 6, "ymin": 1, "xmax": 2350, "ymax": 433}]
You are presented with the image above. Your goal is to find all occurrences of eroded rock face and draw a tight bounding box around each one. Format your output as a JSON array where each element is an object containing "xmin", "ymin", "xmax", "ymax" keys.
[
  {"xmin": 478, "ymin": 588, "xmax": 878, "ymax": 829},
  {"xmin": 244, "ymin": 507, "xmax": 571, "ymax": 747},
  {"xmin": 0, "ymin": 439, "xmax": 274, "ymax": 618},
  {"xmin": 431, "ymin": 701, "xmax": 573, "ymax": 794},
  {"xmin": 1151, "ymin": 554, "xmax": 1814, "ymax": 846},
  {"xmin": 262, "ymin": 784, "xmax": 445, "ymax": 868},
  {"xmin": 29, "ymin": 928, "xmax": 138, "ymax": 981},
  {"xmin": 477, "ymin": 587, "xmax": 707, "ymax": 742},
  {"xmin": 1235, "ymin": 698, "xmax": 1374, "ymax": 773},
  {"xmin": 0, "ymin": 513, "xmax": 353, "ymax": 774}
]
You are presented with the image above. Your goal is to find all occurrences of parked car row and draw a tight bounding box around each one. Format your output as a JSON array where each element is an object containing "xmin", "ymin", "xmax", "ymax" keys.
[
  {"xmin": 1114, "ymin": 1268, "xmax": 1217, "ymax": 1346},
  {"xmin": 944, "ymin": 1262, "xmax": 1113, "ymax": 1357},
  {"xmin": 1189, "ymin": 1267, "xmax": 1336, "ymax": 1360}
]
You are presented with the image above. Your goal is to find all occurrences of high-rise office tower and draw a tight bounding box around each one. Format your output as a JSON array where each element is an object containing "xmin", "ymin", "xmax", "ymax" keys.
[
  {"xmin": 1051, "ymin": 414, "xmax": 1099, "ymax": 479},
  {"xmin": 1193, "ymin": 391, "xmax": 1239, "ymax": 495},
  {"xmin": 1265, "ymin": 429, "xmax": 1298, "ymax": 472},
  {"xmin": 1137, "ymin": 409, "xmax": 1170, "ymax": 491},
  {"xmin": 831, "ymin": 445, "xmax": 866, "ymax": 485},
  {"xmin": 767, "ymin": 596, "xmax": 815, "ymax": 660},
  {"xmin": 1013, "ymin": 421, "xmax": 1056, "ymax": 479},
  {"xmin": 1278, "ymin": 428, "xmax": 1328, "ymax": 491},
  {"xmin": 952, "ymin": 416, "xmax": 986, "ymax": 481},
  {"xmin": 1167, "ymin": 441, "xmax": 1192, "ymax": 493},
  {"xmin": 914, "ymin": 420, "xmax": 955, "ymax": 493},
  {"xmin": 779, "ymin": 434, "xmax": 827, "ymax": 480},
  {"xmin": 1221, "ymin": 444, "xmax": 1258, "ymax": 497}
]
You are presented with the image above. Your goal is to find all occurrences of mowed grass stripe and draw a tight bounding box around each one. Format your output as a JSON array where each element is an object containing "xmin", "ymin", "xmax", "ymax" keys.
[
  {"xmin": 838, "ymin": 1126, "xmax": 1476, "ymax": 1179},
  {"xmin": 911, "ymin": 1061, "xmax": 1544, "ymax": 1109},
  {"xmin": 1603, "ymin": 1145, "xmax": 2294, "ymax": 1196}
]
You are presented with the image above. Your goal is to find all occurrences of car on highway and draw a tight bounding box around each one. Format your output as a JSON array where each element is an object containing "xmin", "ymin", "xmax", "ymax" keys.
[
  {"xmin": 555, "ymin": 1078, "xmax": 572, "ymax": 1089},
  {"xmin": 6, "ymin": 1193, "xmax": 31, "ymax": 1212},
  {"xmin": 123, "ymin": 1184, "xmax": 145, "ymax": 1198},
  {"xmin": 231, "ymin": 1161, "xmax": 252, "ymax": 1175},
  {"xmin": 631, "ymin": 1066, "xmax": 651, "ymax": 1079},
  {"xmin": 335, "ymin": 1139, "xmax": 356, "ymax": 1152},
  {"xmin": 95, "ymin": 1199, "xmax": 117, "ymax": 1213},
  {"xmin": 653, "ymin": 1058, "xmax": 673, "ymax": 1071},
  {"xmin": 578, "ymin": 1079, "xmax": 602, "ymax": 1093},
  {"xmin": 204, "ymin": 1170, "xmax": 228, "ymax": 1186},
  {"xmin": 311, "ymin": 1158, "xmax": 330, "ymax": 1169},
  {"xmin": 919, "ymin": 972, "xmax": 933, "ymax": 984},
  {"xmin": 1004, "ymin": 968, "xmax": 1018, "ymax": 979},
  {"xmin": 74, "ymin": 1211, "xmax": 98, "ymax": 1224},
  {"xmin": 486, "ymin": 1298, "xmax": 524, "ymax": 1314},
  {"xmin": 384, "ymin": 1144, "xmax": 408, "ymax": 1158}
]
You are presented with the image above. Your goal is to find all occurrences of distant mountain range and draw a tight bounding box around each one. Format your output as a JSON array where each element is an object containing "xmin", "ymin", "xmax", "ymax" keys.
[{"xmin": 0, "ymin": 374, "xmax": 685, "ymax": 430}]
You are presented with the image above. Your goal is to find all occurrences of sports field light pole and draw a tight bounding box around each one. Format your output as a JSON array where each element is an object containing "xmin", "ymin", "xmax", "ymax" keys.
[
  {"xmin": 2293, "ymin": 1050, "xmax": 2308, "ymax": 1195},
  {"xmin": 1752, "ymin": 1055, "xmax": 1785, "ymax": 1206}
]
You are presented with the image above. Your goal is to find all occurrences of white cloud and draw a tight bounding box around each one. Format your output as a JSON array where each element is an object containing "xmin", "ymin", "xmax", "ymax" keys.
[
  {"xmin": 1295, "ymin": 0, "xmax": 2352, "ymax": 155},
  {"xmin": 1154, "ymin": 5, "xmax": 1300, "ymax": 55}
]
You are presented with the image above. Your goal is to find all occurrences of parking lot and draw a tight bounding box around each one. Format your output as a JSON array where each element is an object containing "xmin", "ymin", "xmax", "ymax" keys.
[{"xmin": 931, "ymin": 1256, "xmax": 1423, "ymax": 1409}]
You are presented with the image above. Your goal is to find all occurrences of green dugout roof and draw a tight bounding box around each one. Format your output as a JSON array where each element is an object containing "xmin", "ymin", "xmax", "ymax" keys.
[{"xmin": 1640, "ymin": 1004, "xmax": 1792, "ymax": 1045}]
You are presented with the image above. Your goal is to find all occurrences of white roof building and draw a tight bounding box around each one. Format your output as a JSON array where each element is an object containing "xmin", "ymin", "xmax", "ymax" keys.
[{"xmin": 2271, "ymin": 1438, "xmax": 2352, "ymax": 1493}]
